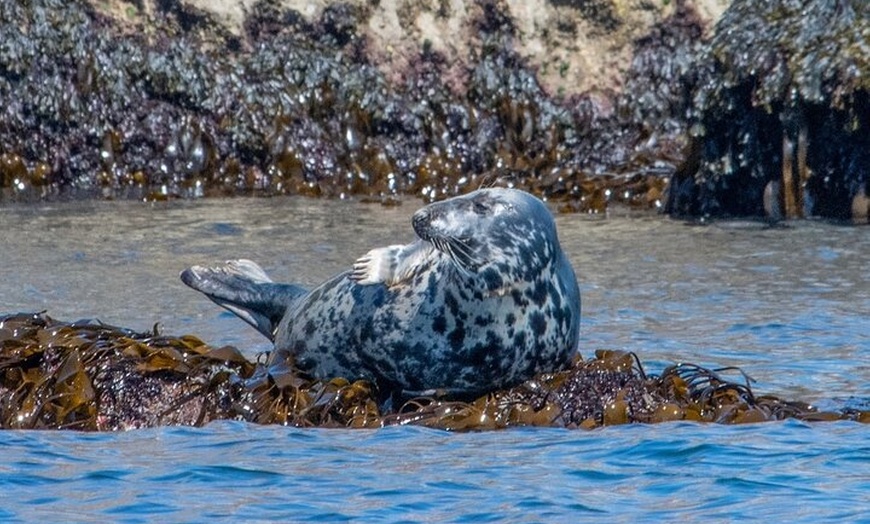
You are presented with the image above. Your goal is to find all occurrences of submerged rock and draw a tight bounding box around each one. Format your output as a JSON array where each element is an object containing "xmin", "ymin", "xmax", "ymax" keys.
[
  {"xmin": 0, "ymin": 312, "xmax": 864, "ymax": 430},
  {"xmin": 666, "ymin": 0, "xmax": 870, "ymax": 221}
]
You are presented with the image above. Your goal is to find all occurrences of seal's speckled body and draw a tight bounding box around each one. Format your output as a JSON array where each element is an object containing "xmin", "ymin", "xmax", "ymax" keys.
[{"xmin": 181, "ymin": 188, "xmax": 581, "ymax": 400}]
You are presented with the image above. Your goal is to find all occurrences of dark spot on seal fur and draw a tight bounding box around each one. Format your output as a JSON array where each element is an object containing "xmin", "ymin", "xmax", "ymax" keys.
[
  {"xmin": 444, "ymin": 291, "xmax": 460, "ymax": 316},
  {"xmin": 510, "ymin": 289, "xmax": 527, "ymax": 306},
  {"xmin": 353, "ymin": 283, "xmax": 386, "ymax": 307},
  {"xmin": 358, "ymin": 319, "xmax": 374, "ymax": 342},
  {"xmin": 448, "ymin": 323, "xmax": 466, "ymax": 351},
  {"xmin": 465, "ymin": 330, "xmax": 502, "ymax": 368},
  {"xmin": 304, "ymin": 320, "xmax": 317, "ymax": 336},
  {"xmin": 474, "ymin": 314, "xmax": 493, "ymax": 327},
  {"xmin": 432, "ymin": 314, "xmax": 447, "ymax": 334},
  {"xmin": 529, "ymin": 311, "xmax": 547, "ymax": 337},
  {"xmin": 525, "ymin": 281, "xmax": 549, "ymax": 306},
  {"xmin": 481, "ymin": 267, "xmax": 504, "ymax": 290}
]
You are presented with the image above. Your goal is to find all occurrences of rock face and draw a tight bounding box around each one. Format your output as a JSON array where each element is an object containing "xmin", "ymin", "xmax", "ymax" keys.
[
  {"xmin": 177, "ymin": 0, "xmax": 730, "ymax": 97},
  {"xmin": 666, "ymin": 0, "xmax": 869, "ymax": 221},
  {"xmin": 0, "ymin": 0, "xmax": 722, "ymax": 210}
]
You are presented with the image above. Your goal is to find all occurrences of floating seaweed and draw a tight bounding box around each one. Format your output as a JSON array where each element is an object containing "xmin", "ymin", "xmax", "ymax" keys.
[{"xmin": 1, "ymin": 312, "xmax": 865, "ymax": 431}]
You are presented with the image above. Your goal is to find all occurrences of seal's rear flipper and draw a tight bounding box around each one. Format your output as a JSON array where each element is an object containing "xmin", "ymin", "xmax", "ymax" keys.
[{"xmin": 180, "ymin": 259, "xmax": 307, "ymax": 341}]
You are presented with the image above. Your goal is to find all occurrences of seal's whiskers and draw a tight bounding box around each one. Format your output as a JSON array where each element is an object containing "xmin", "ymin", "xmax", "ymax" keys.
[{"xmin": 438, "ymin": 236, "xmax": 479, "ymax": 275}]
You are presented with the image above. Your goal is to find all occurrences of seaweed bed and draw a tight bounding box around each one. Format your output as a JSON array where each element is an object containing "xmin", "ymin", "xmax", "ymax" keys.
[{"xmin": 1, "ymin": 312, "xmax": 865, "ymax": 431}]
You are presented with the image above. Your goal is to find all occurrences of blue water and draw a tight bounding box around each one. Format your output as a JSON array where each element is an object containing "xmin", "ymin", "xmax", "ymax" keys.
[
  {"xmin": 0, "ymin": 198, "xmax": 868, "ymax": 521},
  {"xmin": 1, "ymin": 421, "xmax": 867, "ymax": 522}
]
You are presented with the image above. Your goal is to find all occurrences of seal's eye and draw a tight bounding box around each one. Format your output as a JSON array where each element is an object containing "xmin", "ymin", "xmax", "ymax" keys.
[{"xmin": 473, "ymin": 200, "xmax": 491, "ymax": 214}]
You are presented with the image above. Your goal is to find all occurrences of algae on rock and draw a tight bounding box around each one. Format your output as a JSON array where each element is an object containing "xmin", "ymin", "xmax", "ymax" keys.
[{"xmin": 667, "ymin": 0, "xmax": 870, "ymax": 221}]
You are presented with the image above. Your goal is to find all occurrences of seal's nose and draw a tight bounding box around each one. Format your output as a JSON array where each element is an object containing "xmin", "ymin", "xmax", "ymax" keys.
[{"xmin": 412, "ymin": 208, "xmax": 431, "ymax": 240}]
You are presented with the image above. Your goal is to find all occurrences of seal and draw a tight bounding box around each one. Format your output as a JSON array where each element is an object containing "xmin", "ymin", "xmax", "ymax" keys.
[{"xmin": 181, "ymin": 188, "xmax": 581, "ymax": 401}]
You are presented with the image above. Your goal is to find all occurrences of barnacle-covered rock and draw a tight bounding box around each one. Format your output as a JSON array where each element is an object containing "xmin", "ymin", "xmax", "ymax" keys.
[
  {"xmin": 5, "ymin": 0, "xmax": 862, "ymax": 220},
  {"xmin": 0, "ymin": 0, "xmax": 719, "ymax": 211}
]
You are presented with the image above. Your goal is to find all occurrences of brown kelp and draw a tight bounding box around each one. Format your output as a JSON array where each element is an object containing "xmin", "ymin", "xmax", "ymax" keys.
[{"xmin": 1, "ymin": 312, "xmax": 865, "ymax": 431}]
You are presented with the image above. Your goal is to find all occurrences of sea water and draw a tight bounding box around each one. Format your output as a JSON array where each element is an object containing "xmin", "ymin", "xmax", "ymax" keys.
[{"xmin": 0, "ymin": 197, "xmax": 867, "ymax": 522}]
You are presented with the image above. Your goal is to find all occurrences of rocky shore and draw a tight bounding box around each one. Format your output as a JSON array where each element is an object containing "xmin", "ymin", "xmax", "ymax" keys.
[
  {"xmin": 667, "ymin": 0, "xmax": 869, "ymax": 221},
  {"xmin": 0, "ymin": 0, "xmax": 866, "ymax": 220}
]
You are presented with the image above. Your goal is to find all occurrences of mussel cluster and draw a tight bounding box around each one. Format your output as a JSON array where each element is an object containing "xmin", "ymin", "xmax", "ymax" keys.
[
  {"xmin": 667, "ymin": 0, "xmax": 870, "ymax": 221},
  {"xmin": 0, "ymin": 0, "xmax": 706, "ymax": 211},
  {"xmin": 2, "ymin": 312, "xmax": 865, "ymax": 431}
]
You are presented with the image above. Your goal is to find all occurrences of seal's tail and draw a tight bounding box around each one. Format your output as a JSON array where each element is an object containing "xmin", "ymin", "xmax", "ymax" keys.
[{"xmin": 180, "ymin": 259, "xmax": 307, "ymax": 341}]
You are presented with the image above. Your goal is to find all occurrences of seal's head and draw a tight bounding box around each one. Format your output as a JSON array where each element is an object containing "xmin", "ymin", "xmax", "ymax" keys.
[{"xmin": 412, "ymin": 188, "xmax": 561, "ymax": 289}]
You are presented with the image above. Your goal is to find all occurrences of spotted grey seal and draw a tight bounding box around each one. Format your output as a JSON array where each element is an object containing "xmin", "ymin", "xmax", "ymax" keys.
[{"xmin": 181, "ymin": 188, "xmax": 581, "ymax": 400}]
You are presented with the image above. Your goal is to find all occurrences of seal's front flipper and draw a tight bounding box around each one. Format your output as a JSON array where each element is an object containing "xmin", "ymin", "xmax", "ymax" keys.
[
  {"xmin": 180, "ymin": 259, "xmax": 307, "ymax": 341},
  {"xmin": 351, "ymin": 246, "xmax": 404, "ymax": 285},
  {"xmin": 350, "ymin": 240, "xmax": 435, "ymax": 287}
]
